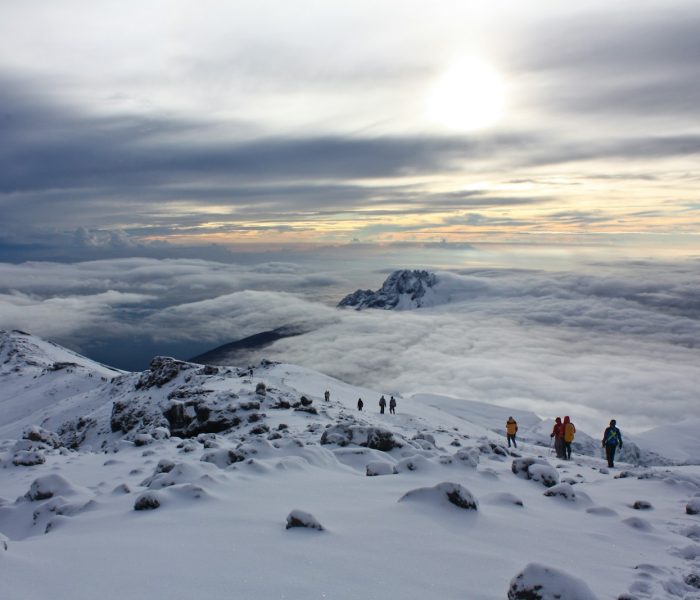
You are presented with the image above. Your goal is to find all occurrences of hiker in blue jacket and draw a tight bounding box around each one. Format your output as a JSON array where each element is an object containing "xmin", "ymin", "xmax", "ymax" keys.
[{"xmin": 602, "ymin": 419, "xmax": 623, "ymax": 468}]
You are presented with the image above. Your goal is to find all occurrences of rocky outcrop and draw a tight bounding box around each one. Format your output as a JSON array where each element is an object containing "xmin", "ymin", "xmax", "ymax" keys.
[{"xmin": 338, "ymin": 269, "xmax": 438, "ymax": 310}]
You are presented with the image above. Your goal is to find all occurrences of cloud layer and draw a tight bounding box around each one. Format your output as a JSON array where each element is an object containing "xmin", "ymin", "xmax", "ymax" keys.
[{"xmin": 1, "ymin": 256, "xmax": 698, "ymax": 433}]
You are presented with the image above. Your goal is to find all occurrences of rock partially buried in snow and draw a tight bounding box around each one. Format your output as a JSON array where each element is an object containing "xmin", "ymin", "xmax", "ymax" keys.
[
  {"xmin": 399, "ymin": 482, "xmax": 478, "ymax": 511},
  {"xmin": 508, "ymin": 563, "xmax": 600, "ymax": 600},
  {"xmin": 366, "ymin": 461, "xmax": 397, "ymax": 476},
  {"xmin": 12, "ymin": 450, "xmax": 46, "ymax": 466},
  {"xmin": 686, "ymin": 498, "xmax": 700, "ymax": 515},
  {"xmin": 25, "ymin": 474, "xmax": 78, "ymax": 501},
  {"xmin": 134, "ymin": 491, "xmax": 162, "ymax": 511},
  {"xmin": 23, "ymin": 425, "xmax": 61, "ymax": 448},
  {"xmin": 527, "ymin": 464, "xmax": 559, "ymax": 488},
  {"xmin": 285, "ymin": 510, "xmax": 324, "ymax": 531},
  {"xmin": 543, "ymin": 483, "xmax": 576, "ymax": 501}
]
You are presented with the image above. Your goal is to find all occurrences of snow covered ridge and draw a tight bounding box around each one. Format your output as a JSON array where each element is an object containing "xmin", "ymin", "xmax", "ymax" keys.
[
  {"xmin": 338, "ymin": 269, "xmax": 439, "ymax": 309},
  {"xmin": 2, "ymin": 331, "xmax": 700, "ymax": 599}
]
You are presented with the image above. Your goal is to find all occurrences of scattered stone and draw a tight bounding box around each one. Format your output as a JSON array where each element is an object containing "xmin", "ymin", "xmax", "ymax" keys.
[
  {"xmin": 632, "ymin": 500, "xmax": 653, "ymax": 510},
  {"xmin": 255, "ymin": 382, "xmax": 267, "ymax": 396},
  {"xmin": 285, "ymin": 509, "xmax": 324, "ymax": 531},
  {"xmin": 250, "ymin": 424, "xmax": 270, "ymax": 435},
  {"xmin": 685, "ymin": 573, "xmax": 700, "ymax": 589},
  {"xmin": 300, "ymin": 396, "xmax": 313, "ymax": 407},
  {"xmin": 271, "ymin": 400, "xmax": 291, "ymax": 409},
  {"xmin": 508, "ymin": 563, "xmax": 600, "ymax": 600}
]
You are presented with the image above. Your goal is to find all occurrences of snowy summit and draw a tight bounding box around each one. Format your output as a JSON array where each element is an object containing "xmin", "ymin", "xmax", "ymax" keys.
[
  {"xmin": 338, "ymin": 269, "xmax": 439, "ymax": 310},
  {"xmin": 1, "ymin": 329, "xmax": 700, "ymax": 600}
]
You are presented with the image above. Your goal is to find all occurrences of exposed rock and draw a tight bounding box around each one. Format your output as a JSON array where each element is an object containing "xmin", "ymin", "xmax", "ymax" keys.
[
  {"xmin": 528, "ymin": 464, "xmax": 560, "ymax": 488},
  {"xmin": 255, "ymin": 382, "xmax": 267, "ymax": 396},
  {"xmin": 23, "ymin": 425, "xmax": 61, "ymax": 448},
  {"xmin": 632, "ymin": 500, "xmax": 653, "ymax": 510},
  {"xmin": 110, "ymin": 398, "xmax": 168, "ymax": 435},
  {"xmin": 133, "ymin": 433, "xmax": 153, "ymax": 447},
  {"xmin": 285, "ymin": 509, "xmax": 324, "ymax": 531},
  {"xmin": 338, "ymin": 269, "xmax": 438, "ymax": 310},
  {"xmin": 686, "ymin": 499, "xmax": 700, "ymax": 515},
  {"xmin": 508, "ymin": 563, "xmax": 600, "ymax": 600},
  {"xmin": 300, "ymin": 396, "xmax": 313, "ymax": 407},
  {"xmin": 294, "ymin": 405, "xmax": 318, "ymax": 415},
  {"xmin": 454, "ymin": 447, "xmax": 480, "ymax": 468},
  {"xmin": 136, "ymin": 356, "xmax": 193, "ymax": 389},
  {"xmin": 320, "ymin": 424, "xmax": 401, "ymax": 451}
]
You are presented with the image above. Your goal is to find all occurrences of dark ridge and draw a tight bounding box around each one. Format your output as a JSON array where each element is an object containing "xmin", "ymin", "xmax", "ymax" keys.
[{"xmin": 189, "ymin": 326, "xmax": 307, "ymax": 366}]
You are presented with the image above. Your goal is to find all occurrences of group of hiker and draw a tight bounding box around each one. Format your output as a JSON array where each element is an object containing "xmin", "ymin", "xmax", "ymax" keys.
[
  {"xmin": 505, "ymin": 416, "xmax": 624, "ymax": 467},
  {"xmin": 356, "ymin": 395, "xmax": 397, "ymax": 414},
  {"xmin": 325, "ymin": 390, "xmax": 398, "ymax": 415}
]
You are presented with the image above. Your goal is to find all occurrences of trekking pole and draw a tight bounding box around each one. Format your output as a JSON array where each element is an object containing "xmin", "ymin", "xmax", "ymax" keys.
[{"xmin": 549, "ymin": 437, "xmax": 554, "ymax": 456}]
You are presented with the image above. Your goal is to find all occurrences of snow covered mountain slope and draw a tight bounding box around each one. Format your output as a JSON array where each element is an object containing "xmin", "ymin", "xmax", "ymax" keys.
[
  {"xmin": 0, "ymin": 330, "xmax": 122, "ymax": 439},
  {"xmin": 1, "ymin": 334, "xmax": 700, "ymax": 600}
]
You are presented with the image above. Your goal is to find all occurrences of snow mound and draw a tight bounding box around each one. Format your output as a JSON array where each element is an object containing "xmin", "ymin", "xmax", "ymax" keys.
[
  {"xmin": 508, "ymin": 563, "xmax": 600, "ymax": 600},
  {"xmin": 543, "ymin": 483, "xmax": 576, "ymax": 501},
  {"xmin": 399, "ymin": 482, "xmax": 478, "ymax": 511}
]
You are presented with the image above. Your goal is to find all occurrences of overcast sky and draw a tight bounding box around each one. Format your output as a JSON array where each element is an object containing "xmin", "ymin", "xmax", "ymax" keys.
[{"xmin": 1, "ymin": 0, "xmax": 699, "ymax": 258}]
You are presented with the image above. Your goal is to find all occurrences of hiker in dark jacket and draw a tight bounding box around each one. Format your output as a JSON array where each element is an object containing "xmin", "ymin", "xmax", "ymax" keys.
[
  {"xmin": 357, "ymin": 398, "xmax": 364, "ymax": 411},
  {"xmin": 389, "ymin": 396, "xmax": 397, "ymax": 414},
  {"xmin": 602, "ymin": 419, "xmax": 623, "ymax": 468},
  {"xmin": 379, "ymin": 395, "xmax": 386, "ymax": 414},
  {"xmin": 324, "ymin": 390, "xmax": 330, "ymax": 402}
]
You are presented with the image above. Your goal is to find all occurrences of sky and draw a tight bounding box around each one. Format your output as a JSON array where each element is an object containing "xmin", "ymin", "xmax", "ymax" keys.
[
  {"xmin": 1, "ymin": 1, "xmax": 699, "ymax": 433},
  {"xmin": 1, "ymin": 0, "xmax": 699, "ymax": 257}
]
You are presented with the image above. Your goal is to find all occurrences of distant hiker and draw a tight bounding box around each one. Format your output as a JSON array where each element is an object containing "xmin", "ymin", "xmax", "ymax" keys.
[
  {"xmin": 506, "ymin": 416, "xmax": 518, "ymax": 448},
  {"xmin": 562, "ymin": 416, "xmax": 576, "ymax": 460},
  {"xmin": 324, "ymin": 390, "xmax": 330, "ymax": 402},
  {"xmin": 357, "ymin": 398, "xmax": 363, "ymax": 411},
  {"xmin": 389, "ymin": 396, "xmax": 397, "ymax": 415},
  {"xmin": 379, "ymin": 395, "xmax": 386, "ymax": 414},
  {"xmin": 602, "ymin": 419, "xmax": 623, "ymax": 468},
  {"xmin": 550, "ymin": 417, "xmax": 565, "ymax": 459}
]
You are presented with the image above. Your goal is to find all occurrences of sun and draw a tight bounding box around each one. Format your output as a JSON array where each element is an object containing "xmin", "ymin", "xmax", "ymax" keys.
[{"xmin": 426, "ymin": 58, "xmax": 506, "ymax": 132}]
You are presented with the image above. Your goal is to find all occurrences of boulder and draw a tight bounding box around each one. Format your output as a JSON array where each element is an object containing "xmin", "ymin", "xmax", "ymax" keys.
[
  {"xmin": 543, "ymin": 483, "xmax": 576, "ymax": 501},
  {"xmin": 23, "ymin": 426, "xmax": 61, "ymax": 448},
  {"xmin": 686, "ymin": 498, "xmax": 700, "ymax": 515},
  {"xmin": 528, "ymin": 464, "xmax": 559, "ymax": 488},
  {"xmin": 12, "ymin": 450, "xmax": 45, "ymax": 466},
  {"xmin": 25, "ymin": 474, "xmax": 77, "ymax": 501}
]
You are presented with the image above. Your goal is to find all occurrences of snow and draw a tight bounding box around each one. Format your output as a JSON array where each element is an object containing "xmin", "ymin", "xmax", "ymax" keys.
[{"xmin": 1, "ymin": 331, "xmax": 700, "ymax": 599}]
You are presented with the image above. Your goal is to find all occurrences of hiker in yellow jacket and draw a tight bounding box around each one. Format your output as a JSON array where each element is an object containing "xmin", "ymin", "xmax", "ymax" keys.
[
  {"xmin": 506, "ymin": 416, "xmax": 518, "ymax": 448},
  {"xmin": 562, "ymin": 415, "xmax": 576, "ymax": 460}
]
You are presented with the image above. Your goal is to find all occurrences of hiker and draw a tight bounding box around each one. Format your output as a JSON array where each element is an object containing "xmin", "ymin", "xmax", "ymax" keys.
[
  {"xmin": 379, "ymin": 395, "xmax": 386, "ymax": 414},
  {"xmin": 506, "ymin": 416, "xmax": 518, "ymax": 448},
  {"xmin": 389, "ymin": 396, "xmax": 397, "ymax": 414},
  {"xmin": 357, "ymin": 398, "xmax": 364, "ymax": 411},
  {"xmin": 324, "ymin": 390, "xmax": 330, "ymax": 402},
  {"xmin": 602, "ymin": 419, "xmax": 623, "ymax": 468},
  {"xmin": 562, "ymin": 415, "xmax": 576, "ymax": 460},
  {"xmin": 550, "ymin": 417, "xmax": 565, "ymax": 459}
]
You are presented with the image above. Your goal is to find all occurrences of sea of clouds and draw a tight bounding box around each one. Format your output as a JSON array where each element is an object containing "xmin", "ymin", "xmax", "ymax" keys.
[{"xmin": 1, "ymin": 256, "xmax": 698, "ymax": 434}]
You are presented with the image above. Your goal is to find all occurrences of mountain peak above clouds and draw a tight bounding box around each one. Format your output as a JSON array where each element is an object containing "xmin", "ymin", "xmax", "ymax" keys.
[{"xmin": 338, "ymin": 269, "xmax": 439, "ymax": 310}]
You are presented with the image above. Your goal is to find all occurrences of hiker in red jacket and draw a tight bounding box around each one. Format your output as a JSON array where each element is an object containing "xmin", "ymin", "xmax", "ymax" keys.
[{"xmin": 550, "ymin": 417, "xmax": 565, "ymax": 459}]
